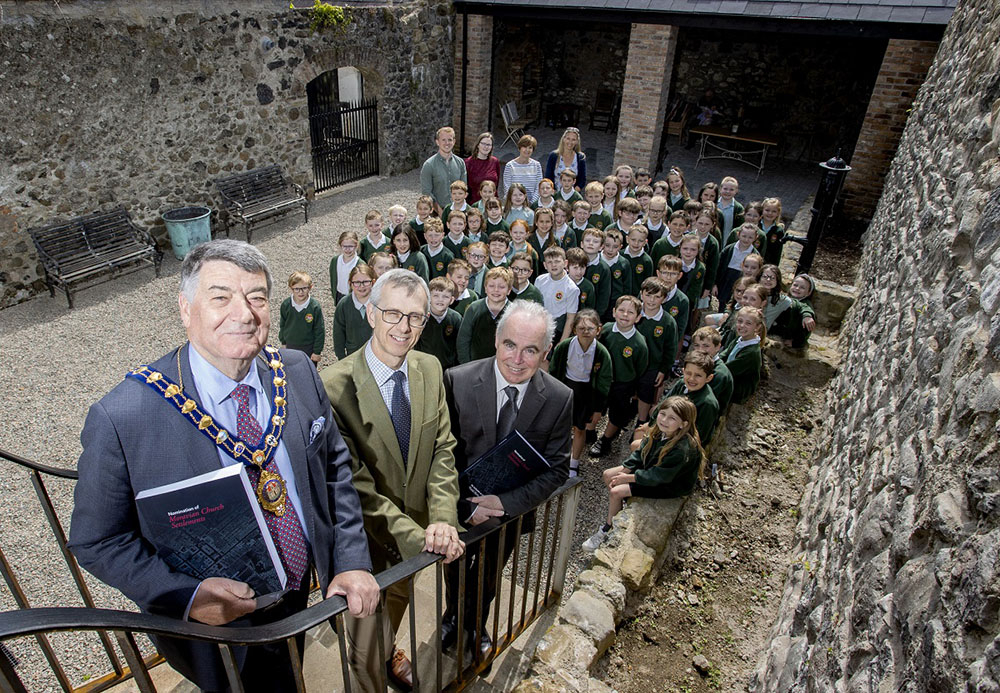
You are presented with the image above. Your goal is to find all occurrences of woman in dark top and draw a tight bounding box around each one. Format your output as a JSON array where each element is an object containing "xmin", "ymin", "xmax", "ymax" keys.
[
  {"xmin": 543, "ymin": 126, "xmax": 587, "ymax": 191},
  {"xmin": 464, "ymin": 132, "xmax": 503, "ymax": 204}
]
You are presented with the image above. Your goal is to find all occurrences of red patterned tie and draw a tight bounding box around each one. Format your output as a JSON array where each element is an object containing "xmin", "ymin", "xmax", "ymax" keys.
[{"xmin": 231, "ymin": 384, "xmax": 309, "ymax": 590}]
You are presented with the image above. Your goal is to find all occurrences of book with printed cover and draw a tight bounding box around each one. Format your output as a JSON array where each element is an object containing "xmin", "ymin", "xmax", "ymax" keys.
[
  {"xmin": 135, "ymin": 464, "xmax": 286, "ymax": 597},
  {"xmin": 460, "ymin": 430, "xmax": 552, "ymax": 497}
]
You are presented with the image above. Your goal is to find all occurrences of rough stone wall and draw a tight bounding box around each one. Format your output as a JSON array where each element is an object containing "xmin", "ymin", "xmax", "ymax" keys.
[
  {"xmin": 0, "ymin": 0, "xmax": 454, "ymax": 307},
  {"xmin": 751, "ymin": 1, "xmax": 1000, "ymax": 690}
]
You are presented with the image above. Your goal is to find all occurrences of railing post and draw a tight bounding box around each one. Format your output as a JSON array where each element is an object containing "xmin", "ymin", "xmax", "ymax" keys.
[
  {"xmin": 550, "ymin": 481, "xmax": 583, "ymax": 596},
  {"xmin": 114, "ymin": 631, "xmax": 156, "ymax": 693}
]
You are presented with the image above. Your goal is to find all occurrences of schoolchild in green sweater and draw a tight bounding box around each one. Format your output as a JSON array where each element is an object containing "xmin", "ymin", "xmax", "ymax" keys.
[
  {"xmin": 582, "ymin": 396, "xmax": 704, "ymax": 552},
  {"xmin": 359, "ymin": 209, "xmax": 391, "ymax": 263},
  {"xmin": 527, "ymin": 207, "xmax": 557, "ymax": 259},
  {"xmin": 605, "ymin": 197, "xmax": 642, "ymax": 240},
  {"xmin": 567, "ymin": 247, "xmax": 597, "ymax": 312},
  {"xmin": 584, "ymin": 181, "xmax": 614, "ymax": 231},
  {"xmin": 725, "ymin": 201, "xmax": 767, "ymax": 255},
  {"xmin": 329, "ymin": 230, "xmax": 365, "ymax": 304},
  {"xmin": 408, "ymin": 194, "xmax": 435, "ymax": 247},
  {"xmin": 663, "ymin": 351, "xmax": 720, "ymax": 444},
  {"xmin": 693, "ymin": 209, "xmax": 721, "ymax": 310},
  {"xmin": 691, "ymin": 326, "xmax": 734, "ymax": 412},
  {"xmin": 677, "ymin": 235, "xmax": 706, "ymax": 331},
  {"xmin": 720, "ymin": 306, "xmax": 765, "ymax": 404},
  {"xmin": 581, "ymin": 227, "xmax": 611, "ymax": 318},
  {"xmin": 506, "ymin": 220, "xmax": 540, "ymax": 275},
  {"xmin": 420, "ymin": 217, "xmax": 455, "ymax": 280},
  {"xmin": 665, "ymin": 167, "xmax": 692, "ymax": 213},
  {"xmin": 716, "ymin": 176, "xmax": 745, "ymax": 241},
  {"xmin": 656, "ymin": 256, "xmax": 691, "ymax": 343},
  {"xmin": 332, "ymin": 264, "xmax": 375, "ymax": 360},
  {"xmin": 464, "ymin": 241, "xmax": 489, "ymax": 296},
  {"xmin": 651, "ymin": 210, "xmax": 691, "ymax": 267},
  {"xmin": 279, "ymin": 271, "xmax": 325, "ymax": 364},
  {"xmin": 465, "ymin": 207, "xmax": 487, "ymax": 247},
  {"xmin": 440, "ymin": 180, "xmax": 470, "ymax": 227},
  {"xmin": 416, "ymin": 277, "xmax": 463, "ymax": 369},
  {"xmin": 590, "ymin": 295, "xmax": 649, "ymax": 457},
  {"xmin": 507, "ymin": 252, "xmax": 544, "ymax": 305},
  {"xmin": 552, "ymin": 201, "xmax": 578, "ymax": 250},
  {"xmin": 760, "ymin": 198, "xmax": 787, "ymax": 267},
  {"xmin": 391, "ymin": 225, "xmax": 429, "ymax": 282},
  {"xmin": 483, "ymin": 198, "xmax": 509, "ymax": 234},
  {"xmin": 771, "ymin": 273, "xmax": 817, "ymax": 349},
  {"xmin": 531, "ymin": 178, "xmax": 556, "ymax": 212},
  {"xmin": 600, "ymin": 228, "xmax": 632, "ymax": 322},
  {"xmin": 623, "ymin": 225, "xmax": 654, "ymax": 297},
  {"xmin": 367, "ymin": 251, "xmax": 397, "ymax": 280},
  {"xmin": 549, "ymin": 309, "xmax": 612, "ymax": 477},
  {"xmin": 443, "ymin": 210, "xmax": 471, "ymax": 260},
  {"xmin": 456, "ymin": 266, "xmax": 512, "ymax": 363},
  {"xmin": 556, "ymin": 170, "xmax": 583, "ymax": 205},
  {"xmin": 635, "ymin": 277, "xmax": 679, "ymax": 429},
  {"xmin": 447, "ymin": 258, "xmax": 478, "ymax": 316}
]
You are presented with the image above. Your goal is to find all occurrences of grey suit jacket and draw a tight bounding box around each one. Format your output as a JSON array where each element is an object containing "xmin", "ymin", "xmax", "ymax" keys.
[
  {"xmin": 68, "ymin": 345, "xmax": 370, "ymax": 689},
  {"xmin": 444, "ymin": 357, "xmax": 572, "ymax": 520}
]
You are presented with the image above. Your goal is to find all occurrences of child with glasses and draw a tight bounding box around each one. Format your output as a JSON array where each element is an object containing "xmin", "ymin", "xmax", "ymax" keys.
[
  {"xmin": 279, "ymin": 271, "xmax": 325, "ymax": 365},
  {"xmin": 333, "ymin": 264, "xmax": 376, "ymax": 359}
]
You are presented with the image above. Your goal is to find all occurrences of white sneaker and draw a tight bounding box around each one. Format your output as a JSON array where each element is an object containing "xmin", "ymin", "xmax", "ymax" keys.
[
  {"xmin": 582, "ymin": 527, "xmax": 608, "ymax": 553},
  {"xmin": 569, "ymin": 463, "xmax": 580, "ymax": 478}
]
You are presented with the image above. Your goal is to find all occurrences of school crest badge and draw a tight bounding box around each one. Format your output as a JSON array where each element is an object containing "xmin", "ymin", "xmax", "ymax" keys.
[
  {"xmin": 555, "ymin": 291, "xmax": 563, "ymax": 300},
  {"xmin": 445, "ymin": 324, "xmax": 454, "ymax": 336},
  {"xmin": 592, "ymin": 273, "xmax": 601, "ymax": 284},
  {"xmin": 593, "ymin": 360, "xmax": 602, "ymax": 373},
  {"xmin": 636, "ymin": 265, "xmax": 645, "ymax": 274},
  {"xmin": 436, "ymin": 261, "xmax": 444, "ymax": 272},
  {"xmin": 613, "ymin": 269, "xmax": 622, "ymax": 279},
  {"xmin": 696, "ymin": 270, "xmax": 703, "ymax": 279},
  {"xmin": 304, "ymin": 313, "xmax": 314, "ymax": 323},
  {"xmin": 581, "ymin": 292, "xmax": 589, "ymax": 303},
  {"xmin": 670, "ymin": 306, "xmax": 679, "ymax": 317},
  {"xmin": 623, "ymin": 346, "xmax": 633, "ymax": 358},
  {"xmin": 654, "ymin": 326, "xmax": 663, "ymax": 337}
]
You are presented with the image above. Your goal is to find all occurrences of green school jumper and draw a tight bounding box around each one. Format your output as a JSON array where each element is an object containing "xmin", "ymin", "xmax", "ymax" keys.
[
  {"xmin": 509, "ymin": 283, "xmax": 544, "ymax": 305},
  {"xmin": 665, "ymin": 379, "xmax": 720, "ymax": 444},
  {"xmin": 709, "ymin": 357, "xmax": 734, "ymax": 411},
  {"xmin": 588, "ymin": 258, "xmax": 612, "ymax": 318},
  {"xmin": 650, "ymin": 236, "xmax": 683, "ymax": 268},
  {"xmin": 662, "ymin": 289, "xmax": 690, "ymax": 341},
  {"xmin": 443, "ymin": 234, "xmax": 471, "ymax": 259},
  {"xmin": 528, "ymin": 232, "xmax": 555, "ymax": 258},
  {"xmin": 716, "ymin": 200, "xmax": 745, "ymax": 239},
  {"xmin": 762, "ymin": 222, "xmax": 787, "ymax": 267},
  {"xmin": 623, "ymin": 436, "xmax": 701, "ymax": 497},
  {"xmin": 453, "ymin": 289, "xmax": 478, "ymax": 316},
  {"xmin": 422, "ymin": 245, "xmax": 455, "ymax": 280},
  {"xmin": 700, "ymin": 235, "xmax": 721, "ymax": 295},
  {"xmin": 554, "ymin": 227, "xmax": 578, "ymax": 251},
  {"xmin": 332, "ymin": 295, "xmax": 373, "ymax": 360},
  {"xmin": 359, "ymin": 234, "xmax": 391, "ymax": 263},
  {"xmin": 624, "ymin": 249, "xmax": 653, "ymax": 297},
  {"xmin": 600, "ymin": 323, "xmax": 649, "ymax": 385},
  {"xmin": 724, "ymin": 226, "xmax": 768, "ymax": 257},
  {"xmin": 441, "ymin": 202, "xmax": 470, "ymax": 227},
  {"xmin": 485, "ymin": 218, "xmax": 510, "ymax": 234},
  {"xmin": 721, "ymin": 340, "xmax": 762, "ymax": 404},
  {"xmin": 603, "ymin": 254, "xmax": 632, "ymax": 314},
  {"xmin": 588, "ymin": 210, "xmax": 614, "ymax": 231},
  {"xmin": 398, "ymin": 251, "xmax": 430, "ymax": 281},
  {"xmin": 549, "ymin": 337, "xmax": 613, "ymax": 411},
  {"xmin": 771, "ymin": 297, "xmax": 815, "ymax": 349},
  {"xmin": 575, "ymin": 276, "xmax": 596, "ymax": 310},
  {"xmin": 637, "ymin": 309, "xmax": 679, "ymax": 379},
  {"xmin": 556, "ymin": 189, "xmax": 583, "ymax": 205},
  {"xmin": 456, "ymin": 298, "xmax": 508, "ymax": 363},
  {"xmin": 278, "ymin": 297, "xmax": 325, "ymax": 356},
  {"xmin": 679, "ymin": 261, "xmax": 706, "ymax": 317},
  {"xmin": 408, "ymin": 217, "xmax": 427, "ymax": 246},
  {"xmin": 416, "ymin": 308, "xmax": 463, "ymax": 369}
]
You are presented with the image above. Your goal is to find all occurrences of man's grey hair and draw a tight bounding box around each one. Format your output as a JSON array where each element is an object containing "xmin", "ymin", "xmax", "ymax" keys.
[
  {"xmin": 179, "ymin": 239, "xmax": 273, "ymax": 300},
  {"xmin": 497, "ymin": 299, "xmax": 556, "ymax": 348},
  {"xmin": 370, "ymin": 268, "xmax": 430, "ymax": 313}
]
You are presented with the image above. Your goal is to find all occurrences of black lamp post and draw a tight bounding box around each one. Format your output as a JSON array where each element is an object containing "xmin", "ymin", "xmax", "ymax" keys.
[{"xmin": 794, "ymin": 151, "xmax": 852, "ymax": 275}]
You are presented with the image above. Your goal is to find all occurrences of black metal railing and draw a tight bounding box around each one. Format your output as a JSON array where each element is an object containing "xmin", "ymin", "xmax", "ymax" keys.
[
  {"xmin": 0, "ymin": 447, "xmax": 582, "ymax": 692},
  {"xmin": 308, "ymin": 97, "xmax": 380, "ymax": 193}
]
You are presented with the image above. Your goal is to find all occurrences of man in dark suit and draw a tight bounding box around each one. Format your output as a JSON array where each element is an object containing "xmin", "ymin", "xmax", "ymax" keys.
[
  {"xmin": 442, "ymin": 299, "xmax": 573, "ymax": 655},
  {"xmin": 68, "ymin": 240, "xmax": 379, "ymax": 692}
]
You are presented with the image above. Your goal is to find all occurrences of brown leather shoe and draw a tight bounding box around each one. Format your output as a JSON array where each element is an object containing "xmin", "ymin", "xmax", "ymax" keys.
[{"xmin": 386, "ymin": 647, "xmax": 413, "ymax": 691}]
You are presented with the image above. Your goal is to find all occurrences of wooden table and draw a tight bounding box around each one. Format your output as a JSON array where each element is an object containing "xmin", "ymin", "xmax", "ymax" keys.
[{"xmin": 690, "ymin": 125, "xmax": 779, "ymax": 181}]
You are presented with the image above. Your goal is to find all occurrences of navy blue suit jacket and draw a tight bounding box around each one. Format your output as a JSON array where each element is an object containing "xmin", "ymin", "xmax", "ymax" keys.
[{"xmin": 68, "ymin": 345, "xmax": 371, "ymax": 690}]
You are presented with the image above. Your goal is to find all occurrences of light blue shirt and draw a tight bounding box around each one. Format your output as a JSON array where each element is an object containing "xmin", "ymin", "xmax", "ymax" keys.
[
  {"xmin": 718, "ymin": 199, "xmax": 736, "ymax": 237},
  {"xmin": 187, "ymin": 345, "xmax": 310, "ymax": 542},
  {"xmin": 726, "ymin": 336, "xmax": 760, "ymax": 363}
]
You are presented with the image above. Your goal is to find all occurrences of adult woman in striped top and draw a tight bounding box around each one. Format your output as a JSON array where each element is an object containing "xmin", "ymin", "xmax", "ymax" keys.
[{"xmin": 503, "ymin": 134, "xmax": 544, "ymax": 204}]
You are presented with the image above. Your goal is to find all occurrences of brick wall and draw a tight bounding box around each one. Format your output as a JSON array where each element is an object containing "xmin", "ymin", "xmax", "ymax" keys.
[
  {"xmin": 613, "ymin": 24, "xmax": 679, "ymax": 172},
  {"xmin": 452, "ymin": 13, "xmax": 493, "ymax": 153},
  {"xmin": 840, "ymin": 38, "xmax": 939, "ymax": 221}
]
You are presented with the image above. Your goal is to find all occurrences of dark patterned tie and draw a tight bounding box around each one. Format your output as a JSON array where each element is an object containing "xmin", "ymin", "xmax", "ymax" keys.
[
  {"xmin": 497, "ymin": 385, "xmax": 520, "ymax": 439},
  {"xmin": 390, "ymin": 371, "xmax": 411, "ymax": 466},
  {"xmin": 231, "ymin": 384, "xmax": 309, "ymax": 590}
]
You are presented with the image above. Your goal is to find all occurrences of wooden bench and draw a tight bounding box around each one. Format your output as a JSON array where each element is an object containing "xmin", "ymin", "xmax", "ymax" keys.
[
  {"xmin": 29, "ymin": 207, "xmax": 163, "ymax": 309},
  {"xmin": 214, "ymin": 164, "xmax": 309, "ymax": 245}
]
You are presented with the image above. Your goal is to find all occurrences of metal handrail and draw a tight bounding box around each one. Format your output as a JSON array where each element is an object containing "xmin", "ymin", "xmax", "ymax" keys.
[{"xmin": 1, "ymin": 444, "xmax": 582, "ymax": 692}]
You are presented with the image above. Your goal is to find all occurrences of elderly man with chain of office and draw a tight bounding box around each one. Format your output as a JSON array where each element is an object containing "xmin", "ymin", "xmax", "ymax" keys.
[
  {"xmin": 68, "ymin": 240, "xmax": 379, "ymax": 692},
  {"xmin": 322, "ymin": 268, "xmax": 465, "ymax": 692}
]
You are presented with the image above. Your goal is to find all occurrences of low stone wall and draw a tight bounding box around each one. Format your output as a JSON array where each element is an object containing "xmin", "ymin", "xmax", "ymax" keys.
[
  {"xmin": 0, "ymin": 0, "xmax": 454, "ymax": 307},
  {"xmin": 514, "ymin": 496, "xmax": 696, "ymax": 692}
]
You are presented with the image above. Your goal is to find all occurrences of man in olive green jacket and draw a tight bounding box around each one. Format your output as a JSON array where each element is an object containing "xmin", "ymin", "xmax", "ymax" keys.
[{"xmin": 322, "ymin": 269, "xmax": 463, "ymax": 692}]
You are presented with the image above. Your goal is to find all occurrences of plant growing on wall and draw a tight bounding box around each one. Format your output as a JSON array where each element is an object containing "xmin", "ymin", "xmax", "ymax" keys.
[{"xmin": 291, "ymin": 1, "xmax": 352, "ymax": 33}]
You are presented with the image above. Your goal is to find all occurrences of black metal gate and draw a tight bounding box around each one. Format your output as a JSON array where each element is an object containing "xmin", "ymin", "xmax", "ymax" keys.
[{"xmin": 307, "ymin": 72, "xmax": 379, "ymax": 192}]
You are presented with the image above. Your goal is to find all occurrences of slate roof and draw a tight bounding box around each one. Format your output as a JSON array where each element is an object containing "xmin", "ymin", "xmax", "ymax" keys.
[{"xmin": 453, "ymin": 0, "xmax": 956, "ymax": 25}]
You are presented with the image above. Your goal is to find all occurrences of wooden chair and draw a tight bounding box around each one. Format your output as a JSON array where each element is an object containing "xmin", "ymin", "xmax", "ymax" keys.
[{"xmin": 589, "ymin": 89, "xmax": 618, "ymax": 132}]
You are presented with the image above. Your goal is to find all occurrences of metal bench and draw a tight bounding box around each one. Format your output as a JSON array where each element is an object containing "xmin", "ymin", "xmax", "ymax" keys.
[
  {"xmin": 214, "ymin": 164, "xmax": 309, "ymax": 245},
  {"xmin": 29, "ymin": 207, "xmax": 162, "ymax": 309}
]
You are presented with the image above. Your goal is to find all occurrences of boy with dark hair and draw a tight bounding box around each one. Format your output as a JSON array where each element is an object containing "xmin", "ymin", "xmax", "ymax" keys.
[
  {"xmin": 600, "ymin": 227, "xmax": 631, "ymax": 322},
  {"xmin": 557, "ymin": 169, "xmax": 583, "ymax": 204},
  {"xmin": 581, "ymin": 227, "xmax": 611, "ymax": 318},
  {"xmin": 624, "ymin": 224, "xmax": 653, "ymax": 297},
  {"xmin": 570, "ymin": 199, "xmax": 593, "ymax": 243},
  {"xmin": 409, "ymin": 194, "xmax": 435, "ymax": 246},
  {"xmin": 606, "ymin": 197, "xmax": 642, "ymax": 237},
  {"xmin": 535, "ymin": 246, "xmax": 580, "ymax": 345},
  {"xmin": 447, "ymin": 258, "xmax": 477, "ymax": 316},
  {"xmin": 651, "ymin": 210, "xmax": 691, "ymax": 266},
  {"xmin": 691, "ymin": 326, "xmax": 733, "ymax": 411},
  {"xmin": 590, "ymin": 295, "xmax": 649, "ymax": 457},
  {"xmin": 663, "ymin": 350, "xmax": 720, "ymax": 444},
  {"xmin": 441, "ymin": 180, "xmax": 469, "ymax": 225},
  {"xmin": 635, "ymin": 277, "xmax": 678, "ymax": 427},
  {"xmin": 360, "ymin": 209, "xmax": 391, "ymax": 262},
  {"xmin": 552, "ymin": 200, "xmax": 576, "ymax": 249},
  {"xmin": 487, "ymin": 231, "xmax": 511, "ymax": 269},
  {"xmin": 508, "ymin": 251, "xmax": 544, "ymax": 305},
  {"xmin": 421, "ymin": 217, "xmax": 454, "ymax": 280},
  {"xmin": 416, "ymin": 277, "xmax": 463, "ymax": 369},
  {"xmin": 443, "ymin": 210, "xmax": 470, "ymax": 258},
  {"xmin": 567, "ymin": 247, "xmax": 596, "ymax": 311},
  {"xmin": 657, "ymin": 255, "xmax": 690, "ymax": 339}
]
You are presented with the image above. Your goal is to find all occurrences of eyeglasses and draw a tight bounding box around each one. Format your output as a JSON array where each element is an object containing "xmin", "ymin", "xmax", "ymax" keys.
[
  {"xmin": 468, "ymin": 253, "xmax": 487, "ymax": 260},
  {"xmin": 372, "ymin": 302, "xmax": 428, "ymax": 328},
  {"xmin": 351, "ymin": 279, "xmax": 373, "ymax": 287},
  {"xmin": 511, "ymin": 266, "xmax": 532, "ymax": 275},
  {"xmin": 291, "ymin": 286, "xmax": 311, "ymax": 293}
]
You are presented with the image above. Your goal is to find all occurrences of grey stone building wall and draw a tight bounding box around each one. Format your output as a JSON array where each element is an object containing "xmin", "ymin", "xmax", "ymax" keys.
[
  {"xmin": 0, "ymin": 0, "xmax": 454, "ymax": 307},
  {"xmin": 751, "ymin": 0, "xmax": 1000, "ymax": 690}
]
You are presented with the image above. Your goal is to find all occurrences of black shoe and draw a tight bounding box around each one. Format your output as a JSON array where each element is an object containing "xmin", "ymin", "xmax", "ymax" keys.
[
  {"xmin": 589, "ymin": 436, "xmax": 612, "ymax": 457},
  {"xmin": 585, "ymin": 429, "xmax": 598, "ymax": 445},
  {"xmin": 441, "ymin": 613, "xmax": 458, "ymax": 652}
]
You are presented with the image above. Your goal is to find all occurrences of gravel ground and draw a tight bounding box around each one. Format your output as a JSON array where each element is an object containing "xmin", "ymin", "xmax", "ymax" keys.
[{"xmin": 0, "ymin": 169, "xmax": 613, "ymax": 691}]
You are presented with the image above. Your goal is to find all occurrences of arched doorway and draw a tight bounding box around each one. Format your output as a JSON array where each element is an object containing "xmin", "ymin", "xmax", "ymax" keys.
[{"xmin": 307, "ymin": 67, "xmax": 379, "ymax": 192}]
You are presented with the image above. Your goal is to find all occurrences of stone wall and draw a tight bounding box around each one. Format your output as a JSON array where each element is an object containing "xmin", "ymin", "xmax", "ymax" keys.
[
  {"xmin": 0, "ymin": 0, "xmax": 454, "ymax": 307},
  {"xmin": 751, "ymin": 0, "xmax": 1000, "ymax": 689}
]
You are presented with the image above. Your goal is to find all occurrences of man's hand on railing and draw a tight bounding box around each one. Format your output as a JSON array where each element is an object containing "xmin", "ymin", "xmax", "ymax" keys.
[
  {"xmin": 189, "ymin": 577, "xmax": 257, "ymax": 626},
  {"xmin": 325, "ymin": 569, "xmax": 380, "ymax": 617},
  {"xmin": 467, "ymin": 495, "xmax": 505, "ymax": 526},
  {"xmin": 424, "ymin": 522, "xmax": 466, "ymax": 564}
]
